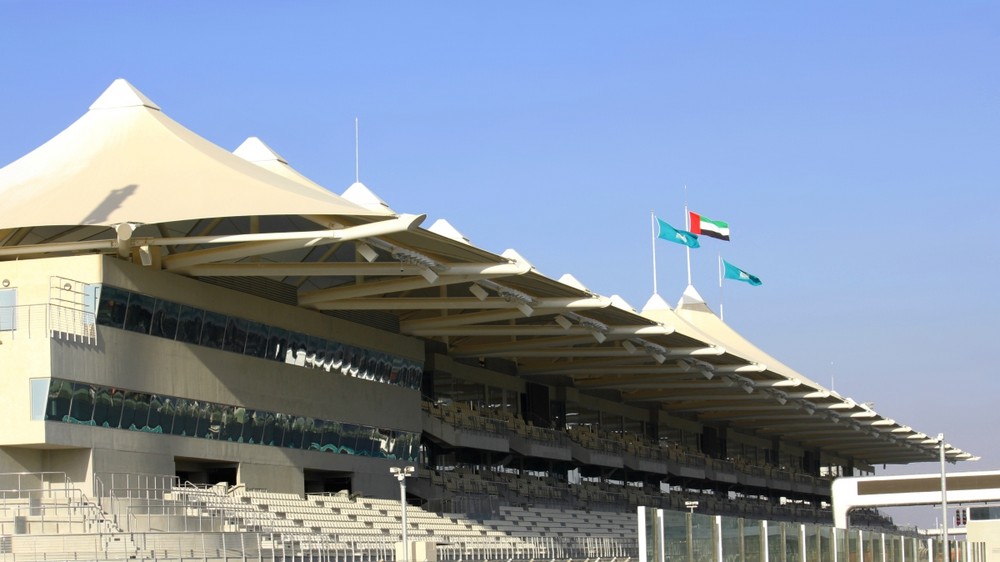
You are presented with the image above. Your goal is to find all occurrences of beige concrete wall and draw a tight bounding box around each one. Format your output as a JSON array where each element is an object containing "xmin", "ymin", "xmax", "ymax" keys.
[
  {"xmin": 0, "ymin": 255, "xmax": 104, "ymax": 447},
  {"xmin": 0, "ymin": 447, "xmax": 44, "ymax": 473},
  {"xmin": 237, "ymin": 462, "xmax": 303, "ymax": 494},
  {"xmin": 0, "ymin": 337, "xmax": 49, "ymax": 446},
  {"xmin": 966, "ymin": 520, "xmax": 1000, "ymax": 562}
]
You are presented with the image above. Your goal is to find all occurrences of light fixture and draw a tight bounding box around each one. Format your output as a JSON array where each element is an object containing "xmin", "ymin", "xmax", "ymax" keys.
[
  {"xmin": 496, "ymin": 286, "xmax": 535, "ymax": 316},
  {"xmin": 1, "ymin": 279, "xmax": 8, "ymax": 288},
  {"xmin": 767, "ymin": 389, "xmax": 788, "ymax": 405},
  {"xmin": 622, "ymin": 340, "xmax": 637, "ymax": 354},
  {"xmin": 468, "ymin": 283, "xmax": 488, "ymax": 301},
  {"xmin": 575, "ymin": 316, "xmax": 609, "ymax": 342},
  {"xmin": 139, "ymin": 245, "xmax": 152, "ymax": 266},
  {"xmin": 798, "ymin": 400, "xmax": 816, "ymax": 415},
  {"xmin": 390, "ymin": 466, "xmax": 416, "ymax": 562},
  {"xmin": 554, "ymin": 315, "xmax": 572, "ymax": 330}
]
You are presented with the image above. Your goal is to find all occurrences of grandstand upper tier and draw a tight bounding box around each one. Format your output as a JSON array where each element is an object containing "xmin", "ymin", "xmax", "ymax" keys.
[{"xmin": 0, "ymin": 79, "xmax": 974, "ymax": 518}]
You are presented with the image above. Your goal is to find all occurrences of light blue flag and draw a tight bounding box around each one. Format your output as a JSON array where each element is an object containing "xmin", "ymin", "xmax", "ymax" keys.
[
  {"xmin": 656, "ymin": 218, "xmax": 700, "ymax": 248},
  {"xmin": 723, "ymin": 259, "xmax": 762, "ymax": 286}
]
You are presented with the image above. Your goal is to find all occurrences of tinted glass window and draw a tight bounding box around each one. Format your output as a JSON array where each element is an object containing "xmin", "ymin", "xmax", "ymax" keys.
[
  {"xmin": 150, "ymin": 299, "xmax": 181, "ymax": 340},
  {"xmin": 223, "ymin": 317, "xmax": 249, "ymax": 354},
  {"xmin": 123, "ymin": 293, "xmax": 156, "ymax": 334},
  {"xmin": 96, "ymin": 286, "xmax": 130, "ymax": 328},
  {"xmin": 176, "ymin": 306, "xmax": 204, "ymax": 344},
  {"xmin": 244, "ymin": 321, "xmax": 270, "ymax": 359},
  {"xmin": 266, "ymin": 327, "xmax": 289, "ymax": 362},
  {"xmin": 68, "ymin": 383, "xmax": 96, "ymax": 424},
  {"xmin": 200, "ymin": 311, "xmax": 227, "ymax": 349}
]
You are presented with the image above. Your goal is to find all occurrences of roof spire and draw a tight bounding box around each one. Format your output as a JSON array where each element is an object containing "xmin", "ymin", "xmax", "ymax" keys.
[{"xmin": 89, "ymin": 78, "xmax": 160, "ymax": 111}]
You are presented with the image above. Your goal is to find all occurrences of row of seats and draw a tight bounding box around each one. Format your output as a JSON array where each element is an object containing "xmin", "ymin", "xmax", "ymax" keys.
[{"xmin": 426, "ymin": 401, "xmax": 831, "ymax": 491}]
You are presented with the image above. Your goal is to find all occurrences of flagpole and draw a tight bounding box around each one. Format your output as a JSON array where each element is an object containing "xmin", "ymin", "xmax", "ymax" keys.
[
  {"xmin": 684, "ymin": 187, "xmax": 692, "ymax": 286},
  {"xmin": 718, "ymin": 253, "xmax": 725, "ymax": 321},
  {"xmin": 651, "ymin": 210, "xmax": 658, "ymax": 296}
]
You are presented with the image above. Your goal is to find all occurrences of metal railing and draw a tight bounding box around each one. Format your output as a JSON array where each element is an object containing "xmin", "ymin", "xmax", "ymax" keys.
[{"xmin": 0, "ymin": 304, "xmax": 96, "ymax": 345}]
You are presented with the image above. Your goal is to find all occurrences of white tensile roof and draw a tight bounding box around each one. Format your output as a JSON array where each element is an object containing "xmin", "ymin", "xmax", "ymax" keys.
[{"xmin": 0, "ymin": 79, "xmax": 381, "ymax": 230}]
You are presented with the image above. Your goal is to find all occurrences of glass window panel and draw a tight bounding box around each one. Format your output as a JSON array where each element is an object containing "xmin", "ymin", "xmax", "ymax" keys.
[
  {"xmin": 83, "ymin": 284, "xmax": 99, "ymax": 319},
  {"xmin": 169, "ymin": 398, "xmax": 190, "ymax": 436},
  {"xmin": 303, "ymin": 417, "xmax": 323, "ymax": 451},
  {"xmin": 389, "ymin": 358, "xmax": 401, "ymax": 385},
  {"xmin": 123, "ymin": 293, "xmax": 156, "ymax": 334},
  {"xmin": 283, "ymin": 416, "xmax": 306, "ymax": 449},
  {"xmin": 287, "ymin": 332, "xmax": 307, "ymax": 366},
  {"xmin": 342, "ymin": 346, "xmax": 358, "ymax": 377},
  {"xmin": 91, "ymin": 386, "xmax": 115, "ymax": 428},
  {"xmin": 0, "ymin": 288, "xmax": 16, "ymax": 331},
  {"xmin": 204, "ymin": 403, "xmax": 224, "ymax": 439},
  {"xmin": 176, "ymin": 306, "xmax": 204, "ymax": 344},
  {"xmin": 374, "ymin": 428, "xmax": 392, "ymax": 458},
  {"xmin": 200, "ymin": 311, "xmax": 227, "ymax": 349},
  {"xmin": 304, "ymin": 335, "xmax": 322, "ymax": 369},
  {"xmin": 376, "ymin": 355, "xmax": 390, "ymax": 384},
  {"xmin": 68, "ymin": 383, "xmax": 96, "ymax": 424},
  {"xmin": 29, "ymin": 379, "xmax": 49, "ymax": 421},
  {"xmin": 361, "ymin": 351, "xmax": 377, "ymax": 381},
  {"xmin": 266, "ymin": 327, "xmax": 289, "ymax": 363},
  {"xmin": 329, "ymin": 342, "xmax": 345, "ymax": 372},
  {"xmin": 244, "ymin": 409, "xmax": 265, "ymax": 445},
  {"xmin": 150, "ymin": 299, "xmax": 181, "ymax": 340},
  {"xmin": 146, "ymin": 395, "xmax": 174, "ymax": 434},
  {"xmin": 258, "ymin": 411, "xmax": 278, "ymax": 446},
  {"xmin": 244, "ymin": 321, "xmax": 270, "ymax": 359},
  {"xmin": 274, "ymin": 413, "xmax": 295, "ymax": 448},
  {"xmin": 191, "ymin": 402, "xmax": 210, "ymax": 439},
  {"xmin": 130, "ymin": 392, "xmax": 151, "ymax": 431},
  {"xmin": 319, "ymin": 420, "xmax": 342, "ymax": 452},
  {"xmin": 220, "ymin": 406, "xmax": 247, "ymax": 443},
  {"xmin": 223, "ymin": 317, "xmax": 249, "ymax": 354},
  {"xmin": 46, "ymin": 379, "xmax": 73, "ymax": 421},
  {"xmin": 96, "ymin": 286, "xmax": 130, "ymax": 328},
  {"xmin": 338, "ymin": 423, "xmax": 360, "ymax": 455}
]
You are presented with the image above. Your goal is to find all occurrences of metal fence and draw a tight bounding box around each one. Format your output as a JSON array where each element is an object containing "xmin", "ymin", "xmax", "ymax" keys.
[{"xmin": 638, "ymin": 507, "xmax": 986, "ymax": 562}]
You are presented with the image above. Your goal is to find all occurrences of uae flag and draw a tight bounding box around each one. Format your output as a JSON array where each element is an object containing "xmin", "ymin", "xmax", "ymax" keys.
[{"xmin": 689, "ymin": 211, "xmax": 730, "ymax": 241}]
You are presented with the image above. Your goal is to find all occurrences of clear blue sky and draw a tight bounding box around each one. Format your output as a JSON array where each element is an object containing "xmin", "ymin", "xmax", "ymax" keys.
[{"xmin": 2, "ymin": 1, "xmax": 998, "ymax": 528}]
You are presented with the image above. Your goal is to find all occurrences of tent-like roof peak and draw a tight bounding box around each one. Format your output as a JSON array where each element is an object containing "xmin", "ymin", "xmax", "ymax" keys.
[
  {"xmin": 89, "ymin": 78, "xmax": 160, "ymax": 111},
  {"xmin": 343, "ymin": 181, "xmax": 396, "ymax": 214},
  {"xmin": 234, "ymin": 136, "xmax": 288, "ymax": 165},
  {"xmin": 677, "ymin": 284, "xmax": 713, "ymax": 313},
  {"xmin": 428, "ymin": 218, "xmax": 472, "ymax": 244},
  {"xmin": 642, "ymin": 293, "xmax": 671, "ymax": 312}
]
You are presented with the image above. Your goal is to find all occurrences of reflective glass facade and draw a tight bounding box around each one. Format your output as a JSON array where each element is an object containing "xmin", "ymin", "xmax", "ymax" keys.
[
  {"xmin": 43, "ymin": 378, "xmax": 420, "ymax": 461},
  {"xmin": 95, "ymin": 285, "xmax": 423, "ymax": 390}
]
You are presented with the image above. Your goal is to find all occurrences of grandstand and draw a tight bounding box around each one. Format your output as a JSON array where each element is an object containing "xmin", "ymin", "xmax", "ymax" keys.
[{"xmin": 0, "ymin": 79, "xmax": 976, "ymax": 560}]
